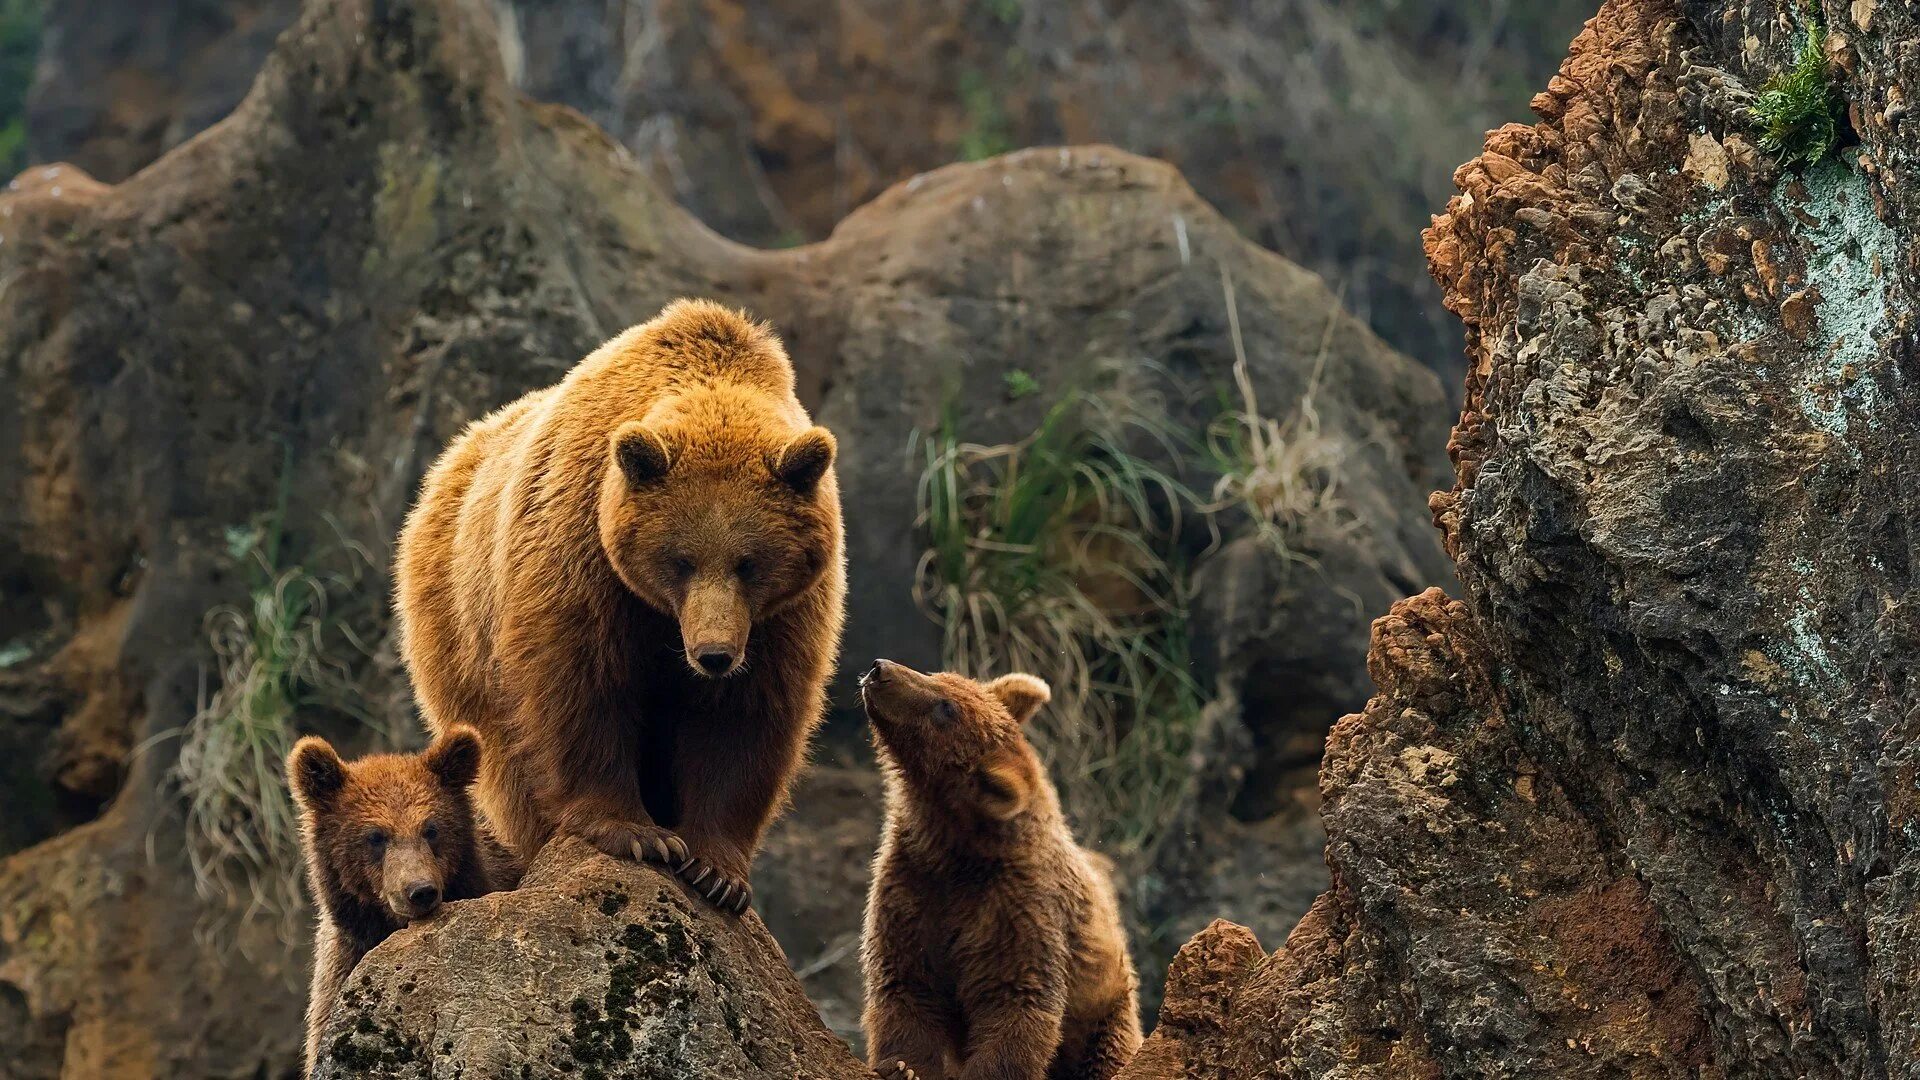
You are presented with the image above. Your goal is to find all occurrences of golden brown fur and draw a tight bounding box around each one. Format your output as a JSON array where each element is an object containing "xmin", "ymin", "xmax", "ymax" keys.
[
  {"xmin": 393, "ymin": 299, "xmax": 846, "ymax": 914},
  {"xmin": 287, "ymin": 728, "xmax": 518, "ymax": 1077},
  {"xmin": 859, "ymin": 661, "xmax": 1143, "ymax": 1080}
]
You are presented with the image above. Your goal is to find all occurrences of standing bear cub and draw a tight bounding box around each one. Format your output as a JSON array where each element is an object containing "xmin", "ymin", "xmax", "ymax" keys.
[
  {"xmin": 394, "ymin": 299, "xmax": 845, "ymax": 914},
  {"xmin": 860, "ymin": 660, "xmax": 1143, "ymax": 1080},
  {"xmin": 288, "ymin": 727, "xmax": 515, "ymax": 1077}
]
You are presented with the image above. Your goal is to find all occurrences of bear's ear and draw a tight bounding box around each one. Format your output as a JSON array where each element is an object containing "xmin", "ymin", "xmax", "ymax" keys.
[
  {"xmin": 612, "ymin": 423, "xmax": 673, "ymax": 487},
  {"xmin": 287, "ymin": 737, "xmax": 347, "ymax": 809},
  {"xmin": 424, "ymin": 726, "xmax": 484, "ymax": 789},
  {"xmin": 986, "ymin": 672, "xmax": 1050, "ymax": 725},
  {"xmin": 769, "ymin": 427, "xmax": 835, "ymax": 494},
  {"xmin": 976, "ymin": 753, "xmax": 1035, "ymax": 821}
]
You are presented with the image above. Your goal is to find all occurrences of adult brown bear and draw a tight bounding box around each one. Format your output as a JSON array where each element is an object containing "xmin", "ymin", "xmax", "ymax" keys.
[{"xmin": 394, "ymin": 299, "xmax": 845, "ymax": 913}]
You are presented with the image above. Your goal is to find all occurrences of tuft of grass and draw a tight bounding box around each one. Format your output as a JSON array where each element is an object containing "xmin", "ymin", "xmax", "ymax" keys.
[
  {"xmin": 151, "ymin": 506, "xmax": 387, "ymax": 955},
  {"xmin": 0, "ymin": 0, "xmax": 37, "ymax": 176},
  {"xmin": 914, "ymin": 394, "xmax": 1206, "ymax": 854},
  {"xmin": 1003, "ymin": 369, "xmax": 1041, "ymax": 400},
  {"xmin": 1751, "ymin": 4, "xmax": 1843, "ymax": 166},
  {"xmin": 957, "ymin": 69, "xmax": 1014, "ymax": 162},
  {"xmin": 1203, "ymin": 268, "xmax": 1355, "ymax": 560}
]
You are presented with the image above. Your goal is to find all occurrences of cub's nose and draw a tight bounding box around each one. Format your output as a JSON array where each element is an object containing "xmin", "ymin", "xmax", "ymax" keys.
[
  {"xmin": 405, "ymin": 883, "xmax": 440, "ymax": 912},
  {"xmin": 862, "ymin": 658, "xmax": 893, "ymax": 685},
  {"xmin": 695, "ymin": 645, "xmax": 737, "ymax": 676}
]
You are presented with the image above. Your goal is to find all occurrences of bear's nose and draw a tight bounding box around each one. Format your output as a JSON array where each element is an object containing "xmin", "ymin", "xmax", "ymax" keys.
[
  {"xmin": 695, "ymin": 646, "xmax": 737, "ymax": 675},
  {"xmin": 862, "ymin": 659, "xmax": 892, "ymax": 685},
  {"xmin": 406, "ymin": 883, "xmax": 440, "ymax": 911}
]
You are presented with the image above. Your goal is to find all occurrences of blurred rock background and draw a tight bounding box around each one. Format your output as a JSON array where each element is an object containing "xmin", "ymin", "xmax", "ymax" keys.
[{"xmin": 0, "ymin": 1, "xmax": 1590, "ymax": 1075}]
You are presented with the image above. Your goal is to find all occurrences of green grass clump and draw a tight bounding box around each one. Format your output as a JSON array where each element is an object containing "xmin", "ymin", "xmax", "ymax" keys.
[
  {"xmin": 0, "ymin": 0, "xmax": 37, "ymax": 176},
  {"xmin": 153, "ymin": 502, "xmax": 386, "ymax": 954},
  {"xmin": 1751, "ymin": 7, "xmax": 1843, "ymax": 166},
  {"xmin": 915, "ymin": 394, "xmax": 1205, "ymax": 854}
]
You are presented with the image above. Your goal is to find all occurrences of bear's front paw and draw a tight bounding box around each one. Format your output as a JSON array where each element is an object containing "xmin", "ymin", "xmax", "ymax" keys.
[
  {"xmin": 876, "ymin": 1060, "xmax": 921, "ymax": 1080},
  {"xmin": 572, "ymin": 819, "xmax": 690, "ymax": 868},
  {"xmin": 675, "ymin": 854, "xmax": 753, "ymax": 915}
]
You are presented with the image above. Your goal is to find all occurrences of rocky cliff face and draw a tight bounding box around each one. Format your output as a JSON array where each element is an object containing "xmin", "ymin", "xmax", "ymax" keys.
[
  {"xmin": 0, "ymin": 0, "xmax": 1447, "ymax": 1074},
  {"xmin": 1124, "ymin": 0, "xmax": 1920, "ymax": 1075}
]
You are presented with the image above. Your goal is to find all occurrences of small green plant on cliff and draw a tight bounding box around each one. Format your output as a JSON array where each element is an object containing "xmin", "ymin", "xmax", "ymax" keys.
[
  {"xmin": 914, "ymin": 395, "xmax": 1205, "ymax": 853},
  {"xmin": 1750, "ymin": 4, "xmax": 1844, "ymax": 166},
  {"xmin": 155, "ymin": 501, "xmax": 386, "ymax": 953}
]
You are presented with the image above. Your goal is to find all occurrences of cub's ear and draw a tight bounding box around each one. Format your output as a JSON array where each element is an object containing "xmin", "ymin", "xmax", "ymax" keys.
[
  {"xmin": 769, "ymin": 427, "xmax": 836, "ymax": 494},
  {"xmin": 424, "ymin": 726, "xmax": 484, "ymax": 789},
  {"xmin": 612, "ymin": 423, "xmax": 673, "ymax": 487},
  {"xmin": 986, "ymin": 673, "xmax": 1050, "ymax": 725},
  {"xmin": 976, "ymin": 753, "xmax": 1035, "ymax": 821},
  {"xmin": 287, "ymin": 737, "xmax": 347, "ymax": 809}
]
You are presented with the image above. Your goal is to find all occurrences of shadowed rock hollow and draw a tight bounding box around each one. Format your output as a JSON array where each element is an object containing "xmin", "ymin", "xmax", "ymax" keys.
[
  {"xmin": 0, "ymin": 0, "xmax": 1448, "ymax": 1074},
  {"xmin": 1123, "ymin": 0, "xmax": 1920, "ymax": 1076}
]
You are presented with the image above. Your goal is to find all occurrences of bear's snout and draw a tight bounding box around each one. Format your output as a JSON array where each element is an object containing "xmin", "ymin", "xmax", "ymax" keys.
[
  {"xmin": 694, "ymin": 644, "xmax": 739, "ymax": 676},
  {"xmin": 405, "ymin": 881, "xmax": 440, "ymax": 911}
]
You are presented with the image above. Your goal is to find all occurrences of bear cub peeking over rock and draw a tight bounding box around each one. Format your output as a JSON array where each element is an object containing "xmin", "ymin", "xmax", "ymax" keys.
[
  {"xmin": 288, "ymin": 727, "xmax": 518, "ymax": 1076},
  {"xmin": 860, "ymin": 660, "xmax": 1142, "ymax": 1080}
]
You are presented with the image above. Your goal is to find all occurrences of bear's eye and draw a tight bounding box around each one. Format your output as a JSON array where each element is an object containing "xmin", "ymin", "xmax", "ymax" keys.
[
  {"xmin": 421, "ymin": 823, "xmax": 439, "ymax": 845},
  {"xmin": 735, "ymin": 558, "xmax": 756, "ymax": 584},
  {"xmin": 366, "ymin": 829, "xmax": 389, "ymax": 853},
  {"xmin": 933, "ymin": 699, "xmax": 959, "ymax": 723},
  {"xmin": 664, "ymin": 556, "xmax": 695, "ymax": 582}
]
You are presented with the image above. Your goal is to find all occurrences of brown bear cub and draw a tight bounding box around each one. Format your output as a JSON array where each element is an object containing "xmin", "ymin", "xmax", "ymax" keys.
[
  {"xmin": 288, "ymin": 727, "xmax": 517, "ymax": 1076},
  {"xmin": 394, "ymin": 299, "xmax": 846, "ymax": 915},
  {"xmin": 860, "ymin": 660, "xmax": 1143, "ymax": 1080}
]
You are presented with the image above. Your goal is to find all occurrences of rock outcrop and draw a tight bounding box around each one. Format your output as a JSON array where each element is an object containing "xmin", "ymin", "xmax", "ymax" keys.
[
  {"xmin": 311, "ymin": 839, "xmax": 872, "ymax": 1079},
  {"xmin": 0, "ymin": 0, "xmax": 1448, "ymax": 1074},
  {"xmin": 1123, "ymin": 0, "xmax": 1920, "ymax": 1075}
]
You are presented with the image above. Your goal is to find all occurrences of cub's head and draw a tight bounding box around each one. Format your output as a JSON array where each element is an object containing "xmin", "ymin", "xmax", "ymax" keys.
[
  {"xmin": 286, "ymin": 727, "xmax": 484, "ymax": 923},
  {"xmin": 859, "ymin": 659, "xmax": 1052, "ymax": 821},
  {"xmin": 595, "ymin": 310, "xmax": 839, "ymax": 680}
]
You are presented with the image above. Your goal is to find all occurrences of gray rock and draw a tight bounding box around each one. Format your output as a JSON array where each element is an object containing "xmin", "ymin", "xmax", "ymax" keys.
[{"xmin": 313, "ymin": 838, "xmax": 871, "ymax": 1080}]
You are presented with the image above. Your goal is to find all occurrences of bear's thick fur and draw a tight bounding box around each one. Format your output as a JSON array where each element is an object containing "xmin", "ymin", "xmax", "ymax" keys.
[
  {"xmin": 394, "ymin": 299, "xmax": 846, "ymax": 914},
  {"xmin": 287, "ymin": 727, "xmax": 515, "ymax": 1077},
  {"xmin": 859, "ymin": 660, "xmax": 1143, "ymax": 1080}
]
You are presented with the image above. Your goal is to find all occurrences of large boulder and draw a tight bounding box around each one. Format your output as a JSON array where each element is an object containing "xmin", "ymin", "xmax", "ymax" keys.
[
  {"xmin": 311, "ymin": 839, "xmax": 872, "ymax": 1079},
  {"xmin": 1124, "ymin": 0, "xmax": 1920, "ymax": 1075},
  {"xmin": 0, "ymin": 0, "xmax": 1448, "ymax": 1074}
]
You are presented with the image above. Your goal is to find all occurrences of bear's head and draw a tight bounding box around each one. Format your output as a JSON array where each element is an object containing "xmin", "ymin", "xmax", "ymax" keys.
[
  {"xmin": 858, "ymin": 659, "xmax": 1053, "ymax": 821},
  {"xmin": 598, "ymin": 401, "xmax": 839, "ymax": 680},
  {"xmin": 286, "ymin": 727, "xmax": 484, "ymax": 923}
]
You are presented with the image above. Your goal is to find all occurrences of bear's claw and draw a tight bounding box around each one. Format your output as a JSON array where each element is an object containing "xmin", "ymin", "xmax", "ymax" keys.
[
  {"xmin": 878, "ymin": 1061, "xmax": 919, "ymax": 1080},
  {"xmin": 675, "ymin": 856, "xmax": 752, "ymax": 915},
  {"xmin": 574, "ymin": 819, "xmax": 688, "ymax": 870}
]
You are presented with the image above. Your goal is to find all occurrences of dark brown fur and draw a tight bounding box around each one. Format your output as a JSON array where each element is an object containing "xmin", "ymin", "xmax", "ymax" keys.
[
  {"xmin": 860, "ymin": 661, "xmax": 1143, "ymax": 1080},
  {"xmin": 393, "ymin": 299, "xmax": 845, "ymax": 915},
  {"xmin": 287, "ymin": 728, "xmax": 518, "ymax": 1076}
]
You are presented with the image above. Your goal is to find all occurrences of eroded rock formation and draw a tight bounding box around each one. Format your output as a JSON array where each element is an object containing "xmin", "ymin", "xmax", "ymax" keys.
[
  {"xmin": 0, "ymin": 0, "xmax": 1447, "ymax": 1073},
  {"xmin": 1124, "ymin": 0, "xmax": 1920, "ymax": 1075}
]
